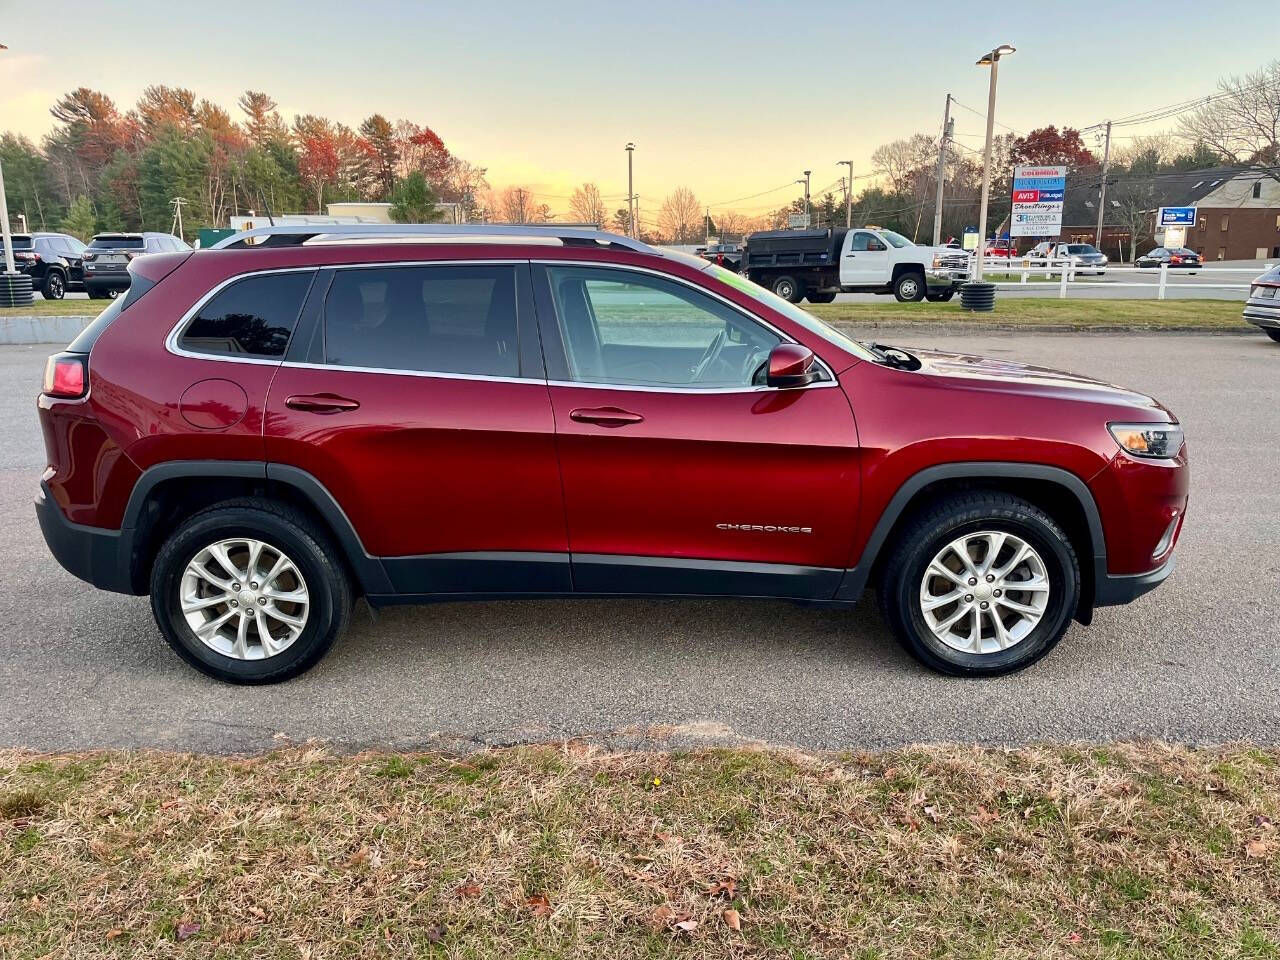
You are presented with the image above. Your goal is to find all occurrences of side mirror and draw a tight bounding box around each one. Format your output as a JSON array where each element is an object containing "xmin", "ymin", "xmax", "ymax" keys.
[{"xmin": 766, "ymin": 343, "xmax": 821, "ymax": 389}]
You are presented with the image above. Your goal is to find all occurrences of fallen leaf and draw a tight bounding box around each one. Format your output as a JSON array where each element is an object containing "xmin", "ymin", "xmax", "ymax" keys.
[
  {"xmin": 346, "ymin": 846, "xmax": 369, "ymax": 868},
  {"xmin": 707, "ymin": 878, "xmax": 737, "ymax": 899},
  {"xmin": 674, "ymin": 919, "xmax": 698, "ymax": 934},
  {"xmin": 527, "ymin": 893, "xmax": 552, "ymax": 917},
  {"xmin": 160, "ymin": 799, "xmax": 184, "ymax": 810},
  {"xmin": 455, "ymin": 883, "xmax": 482, "ymax": 898},
  {"xmin": 425, "ymin": 924, "xmax": 446, "ymax": 944},
  {"xmin": 972, "ymin": 806, "xmax": 998, "ymax": 826},
  {"xmin": 923, "ymin": 805, "xmax": 942, "ymax": 823},
  {"xmin": 175, "ymin": 921, "xmax": 200, "ymax": 941},
  {"xmin": 1255, "ymin": 814, "xmax": 1275, "ymax": 830},
  {"xmin": 248, "ymin": 906, "xmax": 267, "ymax": 922},
  {"xmin": 105, "ymin": 929, "xmax": 124, "ymax": 941},
  {"xmin": 722, "ymin": 908, "xmax": 742, "ymax": 932},
  {"xmin": 1067, "ymin": 931, "xmax": 1082, "ymax": 944},
  {"xmin": 648, "ymin": 904, "xmax": 675, "ymax": 930},
  {"xmin": 1245, "ymin": 839, "xmax": 1270, "ymax": 859}
]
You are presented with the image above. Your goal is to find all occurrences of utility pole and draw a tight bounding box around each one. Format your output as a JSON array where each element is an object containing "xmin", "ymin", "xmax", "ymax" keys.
[
  {"xmin": 170, "ymin": 196, "xmax": 187, "ymax": 241},
  {"xmin": 705, "ymin": 207, "xmax": 711, "ymax": 244},
  {"xmin": 1094, "ymin": 120, "xmax": 1112, "ymax": 248},
  {"xmin": 803, "ymin": 170, "xmax": 811, "ymax": 223},
  {"xmin": 838, "ymin": 160, "xmax": 853, "ymax": 227},
  {"xmin": 0, "ymin": 160, "xmax": 15, "ymax": 276},
  {"xmin": 625, "ymin": 143, "xmax": 635, "ymax": 237},
  {"xmin": 932, "ymin": 94, "xmax": 953, "ymax": 246}
]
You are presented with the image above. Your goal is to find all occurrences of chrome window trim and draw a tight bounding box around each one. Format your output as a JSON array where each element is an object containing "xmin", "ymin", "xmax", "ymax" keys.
[
  {"xmin": 533, "ymin": 259, "xmax": 838, "ymax": 391},
  {"xmin": 164, "ymin": 258, "xmax": 837, "ymax": 393}
]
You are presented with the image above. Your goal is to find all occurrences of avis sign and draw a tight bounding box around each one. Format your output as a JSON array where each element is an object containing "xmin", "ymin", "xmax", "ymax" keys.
[{"xmin": 1010, "ymin": 165, "xmax": 1067, "ymax": 238}]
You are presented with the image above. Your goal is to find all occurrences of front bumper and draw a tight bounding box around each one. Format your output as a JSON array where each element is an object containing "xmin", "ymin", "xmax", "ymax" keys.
[
  {"xmin": 35, "ymin": 482, "xmax": 137, "ymax": 594},
  {"xmin": 926, "ymin": 267, "xmax": 969, "ymax": 287},
  {"xmin": 1094, "ymin": 553, "xmax": 1175, "ymax": 606}
]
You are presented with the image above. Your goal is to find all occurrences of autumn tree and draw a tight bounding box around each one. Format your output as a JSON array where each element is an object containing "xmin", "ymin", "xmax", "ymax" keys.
[
  {"xmin": 658, "ymin": 186, "xmax": 701, "ymax": 243},
  {"xmin": 611, "ymin": 207, "xmax": 633, "ymax": 235},
  {"xmin": 358, "ymin": 114, "xmax": 399, "ymax": 200},
  {"xmin": 1010, "ymin": 126, "xmax": 1097, "ymax": 170},
  {"xmin": 1179, "ymin": 59, "xmax": 1280, "ymax": 181},
  {"xmin": 568, "ymin": 182, "xmax": 607, "ymax": 225},
  {"xmin": 135, "ymin": 85, "xmax": 198, "ymax": 136},
  {"xmin": 238, "ymin": 91, "xmax": 289, "ymax": 147},
  {"xmin": 298, "ymin": 133, "xmax": 341, "ymax": 213}
]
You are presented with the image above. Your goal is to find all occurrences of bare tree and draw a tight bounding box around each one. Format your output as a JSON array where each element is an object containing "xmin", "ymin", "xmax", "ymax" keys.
[
  {"xmin": 492, "ymin": 186, "xmax": 552, "ymax": 224},
  {"xmin": 1109, "ymin": 178, "xmax": 1157, "ymax": 262},
  {"xmin": 1179, "ymin": 59, "xmax": 1280, "ymax": 181},
  {"xmin": 568, "ymin": 182, "xmax": 607, "ymax": 226},
  {"xmin": 657, "ymin": 186, "xmax": 701, "ymax": 243}
]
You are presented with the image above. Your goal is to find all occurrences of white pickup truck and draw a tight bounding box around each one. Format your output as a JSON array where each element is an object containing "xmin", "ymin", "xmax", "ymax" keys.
[{"xmin": 741, "ymin": 227, "xmax": 970, "ymax": 303}]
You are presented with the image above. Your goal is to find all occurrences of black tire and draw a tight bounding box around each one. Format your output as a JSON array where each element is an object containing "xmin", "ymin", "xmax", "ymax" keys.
[
  {"xmin": 1266, "ymin": 329, "xmax": 1280, "ymax": 343},
  {"xmin": 806, "ymin": 291, "xmax": 837, "ymax": 303},
  {"xmin": 877, "ymin": 492, "xmax": 1079, "ymax": 677},
  {"xmin": 893, "ymin": 270, "xmax": 926, "ymax": 302},
  {"xmin": 925, "ymin": 288, "xmax": 956, "ymax": 303},
  {"xmin": 149, "ymin": 499, "xmax": 352, "ymax": 684},
  {"xmin": 772, "ymin": 275, "xmax": 805, "ymax": 303},
  {"xmin": 42, "ymin": 270, "xmax": 66, "ymax": 300},
  {"xmin": 88, "ymin": 288, "xmax": 118, "ymax": 300}
]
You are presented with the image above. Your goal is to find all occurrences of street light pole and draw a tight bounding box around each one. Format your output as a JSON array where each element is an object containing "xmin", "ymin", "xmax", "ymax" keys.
[
  {"xmin": 803, "ymin": 170, "xmax": 811, "ymax": 223},
  {"xmin": 625, "ymin": 143, "xmax": 635, "ymax": 238},
  {"xmin": 0, "ymin": 160, "xmax": 15, "ymax": 276},
  {"xmin": 974, "ymin": 44, "xmax": 1015, "ymax": 282},
  {"xmin": 838, "ymin": 160, "xmax": 852, "ymax": 228},
  {"xmin": 1094, "ymin": 120, "xmax": 1112, "ymax": 248}
]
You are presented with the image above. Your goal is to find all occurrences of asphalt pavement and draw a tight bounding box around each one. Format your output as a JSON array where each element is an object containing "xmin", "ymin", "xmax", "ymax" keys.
[{"xmin": 2, "ymin": 331, "xmax": 1278, "ymax": 754}]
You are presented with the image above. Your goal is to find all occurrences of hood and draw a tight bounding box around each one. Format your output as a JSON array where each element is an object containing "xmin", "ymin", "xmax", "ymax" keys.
[{"xmin": 906, "ymin": 348, "xmax": 1173, "ymax": 419}]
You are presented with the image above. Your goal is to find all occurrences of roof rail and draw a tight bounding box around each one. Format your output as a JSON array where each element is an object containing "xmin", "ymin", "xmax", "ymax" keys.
[{"xmin": 208, "ymin": 223, "xmax": 657, "ymax": 254}]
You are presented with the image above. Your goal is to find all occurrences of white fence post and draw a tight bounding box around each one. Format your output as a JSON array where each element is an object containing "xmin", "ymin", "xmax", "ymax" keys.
[
  {"xmin": 1158, "ymin": 262, "xmax": 1168, "ymax": 300},
  {"xmin": 1020, "ymin": 259, "xmax": 1028, "ymax": 284},
  {"xmin": 1058, "ymin": 258, "xmax": 1069, "ymax": 299}
]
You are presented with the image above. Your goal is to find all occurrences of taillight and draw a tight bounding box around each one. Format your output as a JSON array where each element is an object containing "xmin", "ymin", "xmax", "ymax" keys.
[
  {"xmin": 43, "ymin": 354, "xmax": 87, "ymax": 399},
  {"xmin": 82, "ymin": 252, "xmax": 96, "ymax": 261}
]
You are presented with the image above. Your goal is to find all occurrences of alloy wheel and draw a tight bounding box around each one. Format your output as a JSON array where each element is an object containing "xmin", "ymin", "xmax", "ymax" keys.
[
  {"xmin": 919, "ymin": 531, "xmax": 1050, "ymax": 654},
  {"xmin": 179, "ymin": 538, "xmax": 310, "ymax": 660}
]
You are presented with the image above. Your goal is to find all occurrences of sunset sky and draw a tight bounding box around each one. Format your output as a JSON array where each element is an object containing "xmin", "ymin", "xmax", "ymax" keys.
[{"xmin": 2, "ymin": 0, "xmax": 1274, "ymax": 219}]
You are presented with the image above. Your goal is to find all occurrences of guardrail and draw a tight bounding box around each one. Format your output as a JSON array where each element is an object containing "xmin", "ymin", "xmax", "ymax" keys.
[{"xmin": 972, "ymin": 257, "xmax": 1272, "ymax": 300}]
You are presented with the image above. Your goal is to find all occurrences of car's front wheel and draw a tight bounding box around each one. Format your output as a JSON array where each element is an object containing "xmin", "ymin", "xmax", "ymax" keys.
[
  {"xmin": 893, "ymin": 271, "xmax": 926, "ymax": 302},
  {"xmin": 878, "ymin": 492, "xmax": 1079, "ymax": 676},
  {"xmin": 149, "ymin": 500, "xmax": 352, "ymax": 684},
  {"xmin": 1265, "ymin": 329, "xmax": 1280, "ymax": 343},
  {"xmin": 42, "ymin": 270, "xmax": 66, "ymax": 300}
]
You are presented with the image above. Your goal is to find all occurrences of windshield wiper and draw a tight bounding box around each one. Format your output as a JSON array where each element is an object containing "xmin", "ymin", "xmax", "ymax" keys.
[{"xmin": 863, "ymin": 342, "xmax": 921, "ymax": 370}]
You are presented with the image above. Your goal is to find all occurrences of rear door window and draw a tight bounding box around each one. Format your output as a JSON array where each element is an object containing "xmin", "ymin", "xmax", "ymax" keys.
[
  {"xmin": 179, "ymin": 271, "xmax": 315, "ymax": 359},
  {"xmin": 322, "ymin": 264, "xmax": 519, "ymax": 377}
]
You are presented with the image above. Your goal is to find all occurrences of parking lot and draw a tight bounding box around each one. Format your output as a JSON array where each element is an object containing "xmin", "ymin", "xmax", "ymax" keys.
[{"xmin": 2, "ymin": 330, "xmax": 1278, "ymax": 755}]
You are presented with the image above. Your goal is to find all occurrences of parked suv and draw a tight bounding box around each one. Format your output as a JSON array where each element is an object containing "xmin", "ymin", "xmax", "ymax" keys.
[
  {"xmin": 4, "ymin": 232, "xmax": 86, "ymax": 299},
  {"xmin": 83, "ymin": 231, "xmax": 191, "ymax": 298},
  {"xmin": 36, "ymin": 225, "xmax": 1189, "ymax": 684}
]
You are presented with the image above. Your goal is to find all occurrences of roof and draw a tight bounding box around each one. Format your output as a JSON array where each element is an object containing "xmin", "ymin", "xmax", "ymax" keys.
[
  {"xmin": 1059, "ymin": 166, "xmax": 1262, "ymax": 227},
  {"xmin": 210, "ymin": 223, "xmax": 659, "ymax": 254}
]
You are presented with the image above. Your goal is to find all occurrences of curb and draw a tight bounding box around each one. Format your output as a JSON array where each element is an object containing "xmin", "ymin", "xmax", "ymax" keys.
[
  {"xmin": 827, "ymin": 322, "xmax": 1257, "ymax": 337},
  {"xmin": 0, "ymin": 314, "xmax": 95, "ymax": 345}
]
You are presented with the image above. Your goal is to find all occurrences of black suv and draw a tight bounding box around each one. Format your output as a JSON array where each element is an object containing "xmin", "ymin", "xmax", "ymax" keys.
[
  {"xmin": 5, "ymin": 232, "xmax": 87, "ymax": 299},
  {"xmin": 83, "ymin": 232, "xmax": 191, "ymax": 298}
]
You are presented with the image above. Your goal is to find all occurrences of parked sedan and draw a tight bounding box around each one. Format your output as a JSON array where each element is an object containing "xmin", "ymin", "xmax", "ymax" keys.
[
  {"xmin": 1136, "ymin": 247, "xmax": 1203, "ymax": 271},
  {"xmin": 1244, "ymin": 264, "xmax": 1280, "ymax": 342},
  {"xmin": 1057, "ymin": 243, "xmax": 1108, "ymax": 276}
]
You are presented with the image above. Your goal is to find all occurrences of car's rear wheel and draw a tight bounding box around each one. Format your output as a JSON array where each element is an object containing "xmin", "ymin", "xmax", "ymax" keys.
[
  {"xmin": 42, "ymin": 270, "xmax": 66, "ymax": 300},
  {"xmin": 1266, "ymin": 329, "xmax": 1280, "ymax": 343},
  {"xmin": 878, "ymin": 492, "xmax": 1079, "ymax": 676},
  {"xmin": 893, "ymin": 271, "xmax": 926, "ymax": 302},
  {"xmin": 806, "ymin": 290, "xmax": 837, "ymax": 303},
  {"xmin": 88, "ymin": 288, "xmax": 117, "ymax": 300},
  {"xmin": 149, "ymin": 500, "xmax": 352, "ymax": 684},
  {"xmin": 772, "ymin": 275, "xmax": 805, "ymax": 303},
  {"xmin": 925, "ymin": 288, "xmax": 956, "ymax": 302}
]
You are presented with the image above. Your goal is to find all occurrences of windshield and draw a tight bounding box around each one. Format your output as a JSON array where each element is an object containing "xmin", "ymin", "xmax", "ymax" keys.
[
  {"xmin": 880, "ymin": 230, "xmax": 913, "ymax": 248},
  {"xmin": 89, "ymin": 236, "xmax": 144, "ymax": 249},
  {"xmin": 704, "ymin": 264, "xmax": 875, "ymax": 362},
  {"xmin": 1067, "ymin": 244, "xmax": 1098, "ymax": 254}
]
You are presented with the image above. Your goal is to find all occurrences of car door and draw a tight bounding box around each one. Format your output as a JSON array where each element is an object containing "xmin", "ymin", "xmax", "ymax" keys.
[
  {"xmin": 842, "ymin": 230, "xmax": 889, "ymax": 286},
  {"xmin": 264, "ymin": 260, "xmax": 570, "ymax": 596},
  {"xmin": 60, "ymin": 237, "xmax": 86, "ymax": 284},
  {"xmin": 532, "ymin": 262, "xmax": 861, "ymax": 599}
]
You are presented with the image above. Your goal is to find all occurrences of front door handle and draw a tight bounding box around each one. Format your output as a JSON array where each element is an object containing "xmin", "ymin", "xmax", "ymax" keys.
[
  {"xmin": 569, "ymin": 406, "xmax": 644, "ymax": 427},
  {"xmin": 285, "ymin": 393, "xmax": 360, "ymax": 414}
]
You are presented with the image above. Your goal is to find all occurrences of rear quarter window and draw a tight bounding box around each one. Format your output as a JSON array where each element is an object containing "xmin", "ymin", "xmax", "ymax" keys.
[{"xmin": 178, "ymin": 271, "xmax": 315, "ymax": 359}]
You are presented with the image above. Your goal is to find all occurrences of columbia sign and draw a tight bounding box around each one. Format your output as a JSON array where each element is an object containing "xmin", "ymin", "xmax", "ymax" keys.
[{"xmin": 1010, "ymin": 165, "xmax": 1067, "ymax": 238}]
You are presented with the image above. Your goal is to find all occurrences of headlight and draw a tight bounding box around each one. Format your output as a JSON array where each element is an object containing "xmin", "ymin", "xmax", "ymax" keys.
[
  {"xmin": 932, "ymin": 254, "xmax": 943, "ymax": 268},
  {"xmin": 1108, "ymin": 422, "xmax": 1184, "ymax": 459}
]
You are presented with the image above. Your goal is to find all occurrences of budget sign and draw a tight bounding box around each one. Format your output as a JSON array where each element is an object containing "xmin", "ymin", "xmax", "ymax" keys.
[{"xmin": 1010, "ymin": 164, "xmax": 1067, "ymax": 238}]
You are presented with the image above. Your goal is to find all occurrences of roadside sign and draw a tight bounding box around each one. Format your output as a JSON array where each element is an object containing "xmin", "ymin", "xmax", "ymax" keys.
[
  {"xmin": 962, "ymin": 226, "xmax": 978, "ymax": 251},
  {"xmin": 787, "ymin": 213, "xmax": 811, "ymax": 229},
  {"xmin": 1010, "ymin": 164, "xmax": 1067, "ymax": 238},
  {"xmin": 1157, "ymin": 206, "xmax": 1197, "ymax": 227}
]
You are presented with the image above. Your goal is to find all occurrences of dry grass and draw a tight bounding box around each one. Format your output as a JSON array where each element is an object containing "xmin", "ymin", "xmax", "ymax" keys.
[
  {"xmin": 811, "ymin": 298, "xmax": 1247, "ymax": 330},
  {"xmin": 0, "ymin": 298, "xmax": 102, "ymax": 317},
  {"xmin": 2, "ymin": 743, "xmax": 1278, "ymax": 958}
]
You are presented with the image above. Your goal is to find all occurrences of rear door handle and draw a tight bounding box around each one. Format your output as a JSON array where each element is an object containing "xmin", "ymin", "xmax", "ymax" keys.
[
  {"xmin": 569, "ymin": 406, "xmax": 644, "ymax": 427},
  {"xmin": 285, "ymin": 393, "xmax": 360, "ymax": 414}
]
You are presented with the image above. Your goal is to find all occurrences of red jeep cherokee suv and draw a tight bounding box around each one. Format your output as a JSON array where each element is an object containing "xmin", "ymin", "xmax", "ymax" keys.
[{"xmin": 36, "ymin": 225, "xmax": 1188, "ymax": 683}]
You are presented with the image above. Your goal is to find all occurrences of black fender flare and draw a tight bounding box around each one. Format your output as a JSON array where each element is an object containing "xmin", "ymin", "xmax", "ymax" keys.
[
  {"xmin": 834, "ymin": 462, "xmax": 1107, "ymax": 605},
  {"xmin": 120, "ymin": 460, "xmax": 392, "ymax": 595}
]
